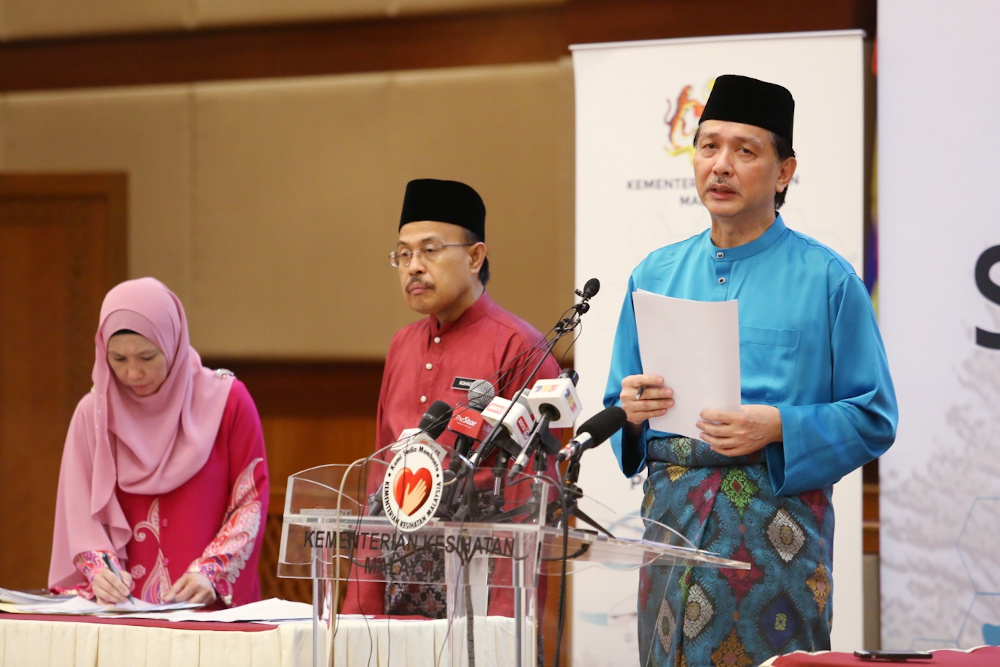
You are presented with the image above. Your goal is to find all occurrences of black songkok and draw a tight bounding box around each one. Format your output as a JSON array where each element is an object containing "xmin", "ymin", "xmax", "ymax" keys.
[
  {"xmin": 398, "ymin": 178, "xmax": 486, "ymax": 241},
  {"xmin": 699, "ymin": 74, "xmax": 795, "ymax": 148}
]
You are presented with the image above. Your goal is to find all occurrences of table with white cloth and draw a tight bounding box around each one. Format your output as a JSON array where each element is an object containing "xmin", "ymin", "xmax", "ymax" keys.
[{"xmin": 0, "ymin": 613, "xmax": 515, "ymax": 667}]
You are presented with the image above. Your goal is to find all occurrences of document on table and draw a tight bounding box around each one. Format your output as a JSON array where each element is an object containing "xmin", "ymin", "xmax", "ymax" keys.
[
  {"xmin": 0, "ymin": 586, "xmax": 309, "ymax": 623},
  {"xmin": 0, "ymin": 587, "xmax": 74, "ymax": 605},
  {"xmin": 0, "ymin": 594, "xmax": 202, "ymax": 615},
  {"xmin": 123, "ymin": 598, "xmax": 313, "ymax": 623},
  {"xmin": 632, "ymin": 290, "xmax": 741, "ymax": 440}
]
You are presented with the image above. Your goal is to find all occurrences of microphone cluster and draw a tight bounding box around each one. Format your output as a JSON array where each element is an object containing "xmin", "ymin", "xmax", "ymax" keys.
[{"xmin": 388, "ymin": 382, "xmax": 626, "ymax": 524}]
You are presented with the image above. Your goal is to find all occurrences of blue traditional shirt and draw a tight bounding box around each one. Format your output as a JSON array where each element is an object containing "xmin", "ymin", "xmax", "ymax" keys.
[{"xmin": 604, "ymin": 215, "xmax": 898, "ymax": 496}]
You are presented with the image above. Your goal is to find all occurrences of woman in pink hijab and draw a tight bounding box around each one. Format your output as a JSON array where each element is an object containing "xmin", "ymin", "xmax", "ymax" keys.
[{"xmin": 49, "ymin": 277, "xmax": 269, "ymax": 607}]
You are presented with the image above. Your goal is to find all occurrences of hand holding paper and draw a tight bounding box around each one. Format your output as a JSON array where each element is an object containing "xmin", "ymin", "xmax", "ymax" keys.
[
  {"xmin": 620, "ymin": 373, "xmax": 673, "ymax": 427},
  {"xmin": 695, "ymin": 404, "xmax": 782, "ymax": 457},
  {"xmin": 632, "ymin": 290, "xmax": 741, "ymax": 441}
]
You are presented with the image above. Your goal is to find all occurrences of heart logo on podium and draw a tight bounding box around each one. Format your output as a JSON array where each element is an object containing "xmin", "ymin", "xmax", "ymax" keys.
[
  {"xmin": 393, "ymin": 467, "xmax": 432, "ymax": 514},
  {"xmin": 382, "ymin": 442, "xmax": 443, "ymax": 531}
]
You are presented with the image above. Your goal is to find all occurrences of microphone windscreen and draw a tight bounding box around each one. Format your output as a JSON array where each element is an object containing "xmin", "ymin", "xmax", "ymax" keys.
[
  {"xmin": 467, "ymin": 379, "xmax": 495, "ymax": 412},
  {"xmin": 526, "ymin": 376, "xmax": 582, "ymax": 428},
  {"xmin": 482, "ymin": 395, "xmax": 535, "ymax": 447},
  {"xmin": 558, "ymin": 367, "xmax": 579, "ymax": 386},
  {"xmin": 582, "ymin": 278, "xmax": 600, "ymax": 299},
  {"xmin": 577, "ymin": 406, "xmax": 627, "ymax": 443},
  {"xmin": 419, "ymin": 400, "xmax": 453, "ymax": 439}
]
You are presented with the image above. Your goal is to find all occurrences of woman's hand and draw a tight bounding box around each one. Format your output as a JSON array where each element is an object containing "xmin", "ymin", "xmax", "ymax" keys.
[
  {"xmin": 92, "ymin": 565, "xmax": 133, "ymax": 605},
  {"xmin": 164, "ymin": 572, "xmax": 217, "ymax": 605}
]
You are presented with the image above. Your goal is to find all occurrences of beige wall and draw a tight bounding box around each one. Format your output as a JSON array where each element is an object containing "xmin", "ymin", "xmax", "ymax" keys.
[
  {"xmin": 0, "ymin": 0, "xmax": 561, "ymax": 38},
  {"xmin": 2, "ymin": 87, "xmax": 195, "ymax": 298},
  {"xmin": 0, "ymin": 61, "xmax": 575, "ymax": 358}
]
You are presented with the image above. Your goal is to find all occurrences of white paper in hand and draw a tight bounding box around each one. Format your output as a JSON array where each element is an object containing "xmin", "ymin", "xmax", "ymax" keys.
[{"xmin": 632, "ymin": 290, "xmax": 741, "ymax": 440}]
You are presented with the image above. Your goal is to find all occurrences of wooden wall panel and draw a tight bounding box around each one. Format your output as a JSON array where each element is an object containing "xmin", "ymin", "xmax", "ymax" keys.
[
  {"xmin": 189, "ymin": 62, "xmax": 573, "ymax": 358},
  {"xmin": 2, "ymin": 0, "xmax": 192, "ymax": 39},
  {"xmin": 0, "ymin": 63, "xmax": 574, "ymax": 358},
  {"xmin": 1, "ymin": 88, "xmax": 194, "ymax": 301},
  {"xmin": 567, "ymin": 0, "xmax": 876, "ymax": 45},
  {"xmin": 0, "ymin": 103, "xmax": 6, "ymax": 164},
  {"xmin": 194, "ymin": 0, "xmax": 387, "ymax": 30},
  {"xmin": 190, "ymin": 74, "xmax": 403, "ymax": 357},
  {"xmin": 0, "ymin": 2, "xmax": 876, "ymax": 93},
  {"xmin": 394, "ymin": 0, "xmax": 560, "ymax": 17},
  {"xmin": 1, "ymin": 0, "xmax": 561, "ymax": 39},
  {"xmin": 386, "ymin": 62, "xmax": 576, "ymax": 345},
  {"xmin": 0, "ymin": 173, "xmax": 127, "ymax": 590},
  {"xmin": 202, "ymin": 358, "xmax": 384, "ymax": 492}
]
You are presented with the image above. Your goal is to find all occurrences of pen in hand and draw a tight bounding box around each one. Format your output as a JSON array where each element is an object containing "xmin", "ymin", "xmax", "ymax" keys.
[
  {"xmin": 635, "ymin": 385, "xmax": 645, "ymax": 401},
  {"xmin": 101, "ymin": 552, "xmax": 135, "ymax": 604}
]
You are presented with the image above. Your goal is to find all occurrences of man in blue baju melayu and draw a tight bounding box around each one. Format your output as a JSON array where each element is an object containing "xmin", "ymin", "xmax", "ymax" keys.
[{"xmin": 604, "ymin": 74, "xmax": 898, "ymax": 666}]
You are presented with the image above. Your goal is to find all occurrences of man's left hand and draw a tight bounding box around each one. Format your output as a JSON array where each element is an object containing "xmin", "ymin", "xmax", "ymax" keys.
[{"xmin": 696, "ymin": 405, "xmax": 782, "ymax": 457}]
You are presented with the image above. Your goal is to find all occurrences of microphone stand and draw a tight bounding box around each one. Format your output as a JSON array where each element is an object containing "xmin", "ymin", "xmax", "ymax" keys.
[
  {"xmin": 545, "ymin": 453, "xmax": 615, "ymax": 539},
  {"xmin": 485, "ymin": 419, "xmax": 561, "ymax": 525},
  {"xmin": 438, "ymin": 433, "xmax": 475, "ymax": 519},
  {"xmin": 506, "ymin": 411, "xmax": 552, "ymax": 482},
  {"xmin": 487, "ymin": 450, "xmax": 511, "ymax": 519}
]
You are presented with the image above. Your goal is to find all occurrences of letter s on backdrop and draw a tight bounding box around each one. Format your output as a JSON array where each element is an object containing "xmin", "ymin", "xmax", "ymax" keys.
[{"xmin": 975, "ymin": 244, "xmax": 1000, "ymax": 349}]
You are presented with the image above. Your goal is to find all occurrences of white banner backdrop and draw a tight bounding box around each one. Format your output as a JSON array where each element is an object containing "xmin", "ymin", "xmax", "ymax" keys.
[
  {"xmin": 877, "ymin": 0, "xmax": 1000, "ymax": 651},
  {"xmin": 571, "ymin": 32, "xmax": 867, "ymax": 664}
]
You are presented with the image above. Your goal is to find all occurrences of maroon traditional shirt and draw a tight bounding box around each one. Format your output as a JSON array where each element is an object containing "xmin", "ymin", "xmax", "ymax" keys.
[{"xmin": 343, "ymin": 292, "xmax": 562, "ymax": 617}]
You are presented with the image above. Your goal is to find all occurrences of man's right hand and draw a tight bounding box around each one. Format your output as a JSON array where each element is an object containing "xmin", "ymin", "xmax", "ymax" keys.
[{"xmin": 620, "ymin": 374, "xmax": 674, "ymax": 429}]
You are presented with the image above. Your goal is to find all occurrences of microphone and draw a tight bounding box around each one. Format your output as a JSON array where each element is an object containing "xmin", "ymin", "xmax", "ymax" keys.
[
  {"xmin": 576, "ymin": 277, "xmax": 600, "ymax": 300},
  {"xmin": 524, "ymin": 369, "xmax": 583, "ymax": 429},
  {"xmin": 469, "ymin": 392, "xmax": 535, "ymax": 465},
  {"xmin": 466, "ymin": 379, "xmax": 495, "ymax": 412},
  {"xmin": 558, "ymin": 278, "xmax": 602, "ymax": 331},
  {"xmin": 419, "ymin": 400, "xmax": 453, "ymax": 438},
  {"xmin": 446, "ymin": 380, "xmax": 495, "ymax": 461},
  {"xmin": 439, "ymin": 381, "xmax": 495, "ymax": 517},
  {"xmin": 573, "ymin": 278, "xmax": 600, "ymax": 315},
  {"xmin": 391, "ymin": 399, "xmax": 452, "ymax": 453},
  {"xmin": 490, "ymin": 392, "xmax": 536, "ymax": 448},
  {"xmin": 556, "ymin": 406, "xmax": 627, "ymax": 461},
  {"xmin": 508, "ymin": 369, "xmax": 583, "ymax": 478}
]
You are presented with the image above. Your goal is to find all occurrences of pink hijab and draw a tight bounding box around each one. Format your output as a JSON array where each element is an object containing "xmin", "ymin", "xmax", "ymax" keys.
[{"xmin": 49, "ymin": 277, "xmax": 234, "ymax": 590}]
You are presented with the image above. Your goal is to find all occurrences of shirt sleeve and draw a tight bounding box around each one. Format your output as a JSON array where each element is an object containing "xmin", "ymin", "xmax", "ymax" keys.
[
  {"xmin": 187, "ymin": 381, "xmax": 269, "ymax": 605},
  {"xmin": 62, "ymin": 550, "xmax": 119, "ymax": 599},
  {"xmin": 604, "ymin": 275, "xmax": 649, "ymax": 478},
  {"xmin": 767, "ymin": 274, "xmax": 898, "ymax": 496}
]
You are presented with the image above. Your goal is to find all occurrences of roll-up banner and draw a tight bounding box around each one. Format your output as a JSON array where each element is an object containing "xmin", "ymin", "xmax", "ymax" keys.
[
  {"xmin": 878, "ymin": 0, "xmax": 1000, "ymax": 651},
  {"xmin": 571, "ymin": 31, "xmax": 867, "ymax": 664}
]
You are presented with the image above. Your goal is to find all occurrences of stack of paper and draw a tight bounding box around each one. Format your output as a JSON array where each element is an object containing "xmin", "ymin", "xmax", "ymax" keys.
[
  {"xmin": 0, "ymin": 588, "xmax": 311, "ymax": 623},
  {"xmin": 0, "ymin": 587, "xmax": 201, "ymax": 615},
  {"xmin": 632, "ymin": 290, "xmax": 741, "ymax": 439}
]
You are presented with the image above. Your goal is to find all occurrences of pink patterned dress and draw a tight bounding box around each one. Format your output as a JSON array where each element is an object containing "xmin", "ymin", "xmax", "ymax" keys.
[{"xmin": 72, "ymin": 380, "xmax": 269, "ymax": 606}]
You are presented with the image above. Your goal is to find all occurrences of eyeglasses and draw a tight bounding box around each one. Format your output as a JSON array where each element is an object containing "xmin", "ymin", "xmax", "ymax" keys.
[{"xmin": 389, "ymin": 243, "xmax": 474, "ymax": 268}]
